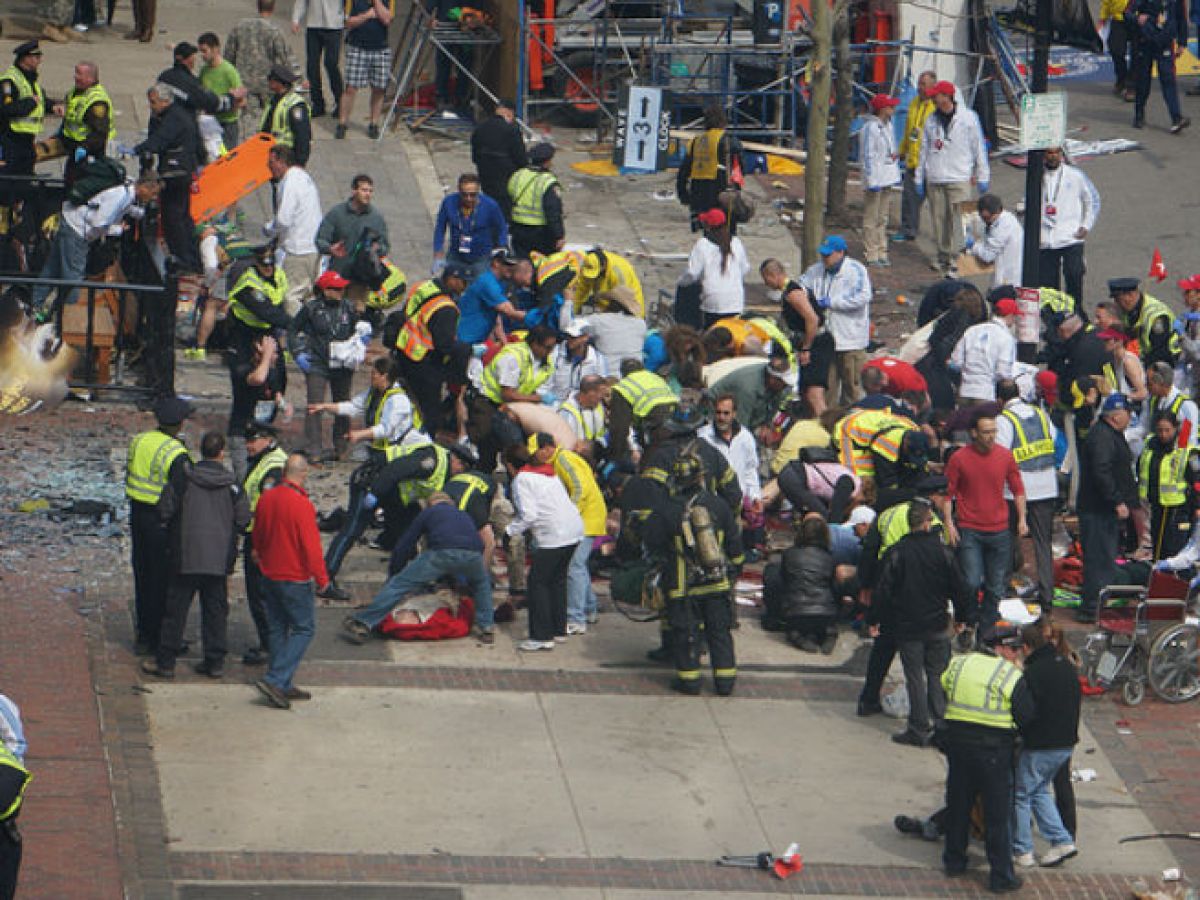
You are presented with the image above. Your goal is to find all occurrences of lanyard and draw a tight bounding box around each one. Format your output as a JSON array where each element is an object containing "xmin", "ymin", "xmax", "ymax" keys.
[{"xmin": 1046, "ymin": 167, "xmax": 1065, "ymax": 206}]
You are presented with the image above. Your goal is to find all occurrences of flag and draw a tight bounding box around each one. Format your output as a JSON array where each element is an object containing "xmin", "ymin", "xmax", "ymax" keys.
[{"xmin": 1150, "ymin": 247, "xmax": 1168, "ymax": 282}]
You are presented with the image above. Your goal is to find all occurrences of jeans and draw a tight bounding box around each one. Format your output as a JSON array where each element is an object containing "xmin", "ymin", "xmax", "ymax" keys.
[
  {"xmin": 305, "ymin": 27, "xmax": 344, "ymax": 115},
  {"xmin": 566, "ymin": 538, "xmax": 597, "ymax": 625},
  {"xmin": 31, "ymin": 222, "xmax": 89, "ymax": 315},
  {"xmin": 355, "ymin": 548, "xmax": 494, "ymax": 630},
  {"xmin": 446, "ymin": 251, "xmax": 489, "ymax": 283},
  {"xmin": 1038, "ymin": 243, "xmax": 1086, "ymax": 310},
  {"xmin": 262, "ymin": 579, "xmax": 316, "ymax": 692},
  {"xmin": 1080, "ymin": 510, "xmax": 1120, "ymax": 615},
  {"xmin": 898, "ymin": 635, "xmax": 951, "ymax": 735},
  {"xmin": 1013, "ymin": 747, "xmax": 1075, "ymax": 854},
  {"xmin": 957, "ymin": 527, "xmax": 1010, "ymax": 626}
]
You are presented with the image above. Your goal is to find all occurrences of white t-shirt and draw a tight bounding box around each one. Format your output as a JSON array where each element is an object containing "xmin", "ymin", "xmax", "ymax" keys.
[{"xmin": 683, "ymin": 235, "xmax": 750, "ymax": 315}]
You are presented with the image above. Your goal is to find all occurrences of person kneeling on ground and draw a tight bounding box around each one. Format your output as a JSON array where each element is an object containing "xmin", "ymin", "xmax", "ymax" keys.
[
  {"xmin": 341, "ymin": 492, "xmax": 495, "ymax": 645},
  {"xmin": 763, "ymin": 513, "xmax": 839, "ymax": 654}
]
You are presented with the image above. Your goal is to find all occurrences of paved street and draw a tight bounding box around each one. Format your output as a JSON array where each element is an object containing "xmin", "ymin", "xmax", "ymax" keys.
[{"xmin": 1, "ymin": 0, "xmax": 1199, "ymax": 897}]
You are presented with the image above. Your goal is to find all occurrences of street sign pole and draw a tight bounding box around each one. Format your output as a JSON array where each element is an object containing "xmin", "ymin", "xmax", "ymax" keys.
[{"xmin": 1019, "ymin": 0, "xmax": 1054, "ymax": 362}]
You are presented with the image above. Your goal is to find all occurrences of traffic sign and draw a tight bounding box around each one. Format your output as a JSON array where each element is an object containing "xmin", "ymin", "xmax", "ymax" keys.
[
  {"xmin": 1019, "ymin": 92, "xmax": 1067, "ymax": 150},
  {"xmin": 613, "ymin": 86, "xmax": 671, "ymax": 173}
]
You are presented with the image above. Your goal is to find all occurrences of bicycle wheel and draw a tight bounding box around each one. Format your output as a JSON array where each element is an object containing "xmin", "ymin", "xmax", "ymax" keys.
[{"xmin": 1148, "ymin": 624, "xmax": 1200, "ymax": 703}]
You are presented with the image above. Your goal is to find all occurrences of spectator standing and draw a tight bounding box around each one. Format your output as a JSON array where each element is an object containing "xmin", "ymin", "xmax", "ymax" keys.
[
  {"xmin": 134, "ymin": 83, "xmax": 203, "ymax": 272},
  {"xmin": 198, "ymin": 34, "xmax": 243, "ymax": 150},
  {"xmin": 505, "ymin": 446, "xmax": 584, "ymax": 651},
  {"xmin": 945, "ymin": 410, "xmax": 1027, "ymax": 631},
  {"xmin": 1038, "ymin": 147, "xmax": 1100, "ymax": 307},
  {"xmin": 914, "ymin": 81, "xmax": 989, "ymax": 278},
  {"xmin": 949, "ymin": 296, "xmax": 1018, "ymax": 404},
  {"xmin": 798, "ymin": 235, "xmax": 872, "ymax": 405},
  {"xmin": 471, "ymin": 98, "xmax": 527, "ymax": 218},
  {"xmin": 143, "ymin": 432, "xmax": 250, "ymax": 679},
  {"xmin": 336, "ymin": 0, "xmax": 395, "ymax": 139},
  {"xmin": 1012, "ymin": 623, "xmax": 1082, "ymax": 869},
  {"xmin": 225, "ymin": 0, "xmax": 299, "ymax": 140},
  {"xmin": 315, "ymin": 174, "xmax": 390, "ymax": 299},
  {"xmin": 894, "ymin": 70, "xmax": 936, "ymax": 242},
  {"xmin": 676, "ymin": 104, "xmax": 740, "ymax": 231},
  {"xmin": 291, "ymin": 0, "xmax": 345, "ymax": 120},
  {"xmin": 429, "ymin": 0, "xmax": 474, "ymax": 115},
  {"xmin": 1131, "ymin": 0, "xmax": 1190, "ymax": 132},
  {"xmin": 1100, "ymin": 0, "xmax": 1136, "ymax": 97},
  {"xmin": 1076, "ymin": 393, "xmax": 1138, "ymax": 622},
  {"xmin": 761, "ymin": 258, "xmax": 833, "ymax": 414},
  {"xmin": 967, "ymin": 194, "xmax": 1023, "ymax": 289},
  {"xmin": 507, "ymin": 142, "xmax": 564, "ymax": 258},
  {"xmin": 873, "ymin": 499, "xmax": 973, "ymax": 746},
  {"xmin": 860, "ymin": 93, "xmax": 902, "ymax": 267},
  {"xmin": 263, "ymin": 144, "xmax": 322, "ymax": 315},
  {"xmin": 126, "ymin": 0, "xmax": 157, "ymax": 41},
  {"xmin": 251, "ymin": 454, "xmax": 330, "ymax": 709},
  {"xmin": 290, "ymin": 269, "xmax": 359, "ymax": 461},
  {"xmin": 680, "ymin": 208, "xmax": 750, "ymax": 328},
  {"xmin": 433, "ymin": 173, "xmax": 509, "ymax": 281}
]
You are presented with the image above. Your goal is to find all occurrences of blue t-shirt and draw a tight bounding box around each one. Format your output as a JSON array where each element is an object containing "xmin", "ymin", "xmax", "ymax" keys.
[
  {"xmin": 457, "ymin": 269, "xmax": 508, "ymax": 343},
  {"xmin": 828, "ymin": 523, "xmax": 863, "ymax": 567}
]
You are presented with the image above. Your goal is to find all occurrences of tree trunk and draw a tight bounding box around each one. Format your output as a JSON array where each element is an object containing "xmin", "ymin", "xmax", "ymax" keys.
[
  {"xmin": 827, "ymin": 4, "xmax": 853, "ymax": 220},
  {"xmin": 802, "ymin": 0, "xmax": 832, "ymax": 269}
]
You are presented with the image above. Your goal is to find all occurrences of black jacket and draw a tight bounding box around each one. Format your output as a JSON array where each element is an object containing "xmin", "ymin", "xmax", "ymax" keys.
[
  {"xmin": 157, "ymin": 62, "xmax": 235, "ymax": 117},
  {"xmin": 471, "ymin": 115, "xmax": 527, "ymax": 196},
  {"xmin": 289, "ymin": 297, "xmax": 358, "ymax": 372},
  {"xmin": 1019, "ymin": 644, "xmax": 1081, "ymax": 750},
  {"xmin": 776, "ymin": 543, "xmax": 837, "ymax": 620},
  {"xmin": 642, "ymin": 435, "xmax": 743, "ymax": 514},
  {"xmin": 1078, "ymin": 418, "xmax": 1138, "ymax": 515},
  {"xmin": 870, "ymin": 529, "xmax": 974, "ymax": 637},
  {"xmin": 135, "ymin": 102, "xmax": 201, "ymax": 176},
  {"xmin": 1057, "ymin": 327, "xmax": 1108, "ymax": 396}
]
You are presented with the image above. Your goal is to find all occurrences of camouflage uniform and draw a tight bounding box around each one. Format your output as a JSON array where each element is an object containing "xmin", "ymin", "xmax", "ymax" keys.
[
  {"xmin": 224, "ymin": 17, "xmax": 299, "ymax": 139},
  {"xmin": 47, "ymin": 0, "xmax": 74, "ymax": 26}
]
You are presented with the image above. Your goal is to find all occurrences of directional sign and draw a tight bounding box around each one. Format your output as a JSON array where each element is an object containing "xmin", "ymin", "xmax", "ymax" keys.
[
  {"xmin": 612, "ymin": 86, "xmax": 670, "ymax": 173},
  {"xmin": 1019, "ymin": 92, "xmax": 1067, "ymax": 151}
]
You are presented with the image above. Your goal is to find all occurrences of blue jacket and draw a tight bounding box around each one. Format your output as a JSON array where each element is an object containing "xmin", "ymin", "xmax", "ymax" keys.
[{"xmin": 434, "ymin": 193, "xmax": 508, "ymax": 262}]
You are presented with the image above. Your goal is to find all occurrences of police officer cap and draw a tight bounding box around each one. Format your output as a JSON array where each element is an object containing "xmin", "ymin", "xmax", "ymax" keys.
[
  {"xmin": 243, "ymin": 421, "xmax": 277, "ymax": 441},
  {"xmin": 13, "ymin": 41, "xmax": 42, "ymax": 59},
  {"xmin": 442, "ymin": 262, "xmax": 473, "ymax": 281},
  {"xmin": 251, "ymin": 243, "xmax": 275, "ymax": 264},
  {"xmin": 529, "ymin": 142, "xmax": 556, "ymax": 164},
  {"xmin": 980, "ymin": 620, "xmax": 1023, "ymax": 648},
  {"xmin": 448, "ymin": 442, "xmax": 479, "ymax": 468},
  {"xmin": 268, "ymin": 64, "xmax": 296, "ymax": 86},
  {"xmin": 154, "ymin": 395, "xmax": 194, "ymax": 426},
  {"xmin": 1108, "ymin": 277, "xmax": 1140, "ymax": 294}
]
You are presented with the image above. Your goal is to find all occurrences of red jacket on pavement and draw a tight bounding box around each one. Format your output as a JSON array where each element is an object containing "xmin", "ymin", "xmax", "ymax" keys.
[{"xmin": 251, "ymin": 480, "xmax": 329, "ymax": 587}]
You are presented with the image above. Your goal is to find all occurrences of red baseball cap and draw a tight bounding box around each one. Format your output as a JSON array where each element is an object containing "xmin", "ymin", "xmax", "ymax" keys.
[
  {"xmin": 697, "ymin": 208, "xmax": 726, "ymax": 228},
  {"xmin": 315, "ymin": 270, "xmax": 350, "ymax": 290},
  {"xmin": 1036, "ymin": 369, "xmax": 1058, "ymax": 402},
  {"xmin": 926, "ymin": 80, "xmax": 956, "ymax": 98},
  {"xmin": 994, "ymin": 297, "xmax": 1020, "ymax": 317},
  {"xmin": 1096, "ymin": 327, "xmax": 1128, "ymax": 342},
  {"xmin": 1178, "ymin": 275, "xmax": 1200, "ymax": 291},
  {"xmin": 870, "ymin": 94, "xmax": 900, "ymax": 112}
]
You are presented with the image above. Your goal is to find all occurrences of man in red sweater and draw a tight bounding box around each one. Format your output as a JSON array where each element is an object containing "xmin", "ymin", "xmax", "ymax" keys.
[
  {"xmin": 251, "ymin": 454, "xmax": 330, "ymax": 710},
  {"xmin": 945, "ymin": 410, "xmax": 1027, "ymax": 639}
]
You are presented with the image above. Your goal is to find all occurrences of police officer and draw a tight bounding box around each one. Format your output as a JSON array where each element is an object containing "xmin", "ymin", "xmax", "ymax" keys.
[
  {"xmin": 644, "ymin": 451, "xmax": 744, "ymax": 695},
  {"xmin": 1139, "ymin": 410, "xmax": 1199, "ymax": 559},
  {"xmin": 126, "ymin": 396, "xmax": 193, "ymax": 655},
  {"xmin": 57, "ymin": 61, "xmax": 114, "ymax": 183},
  {"xmin": 0, "ymin": 42, "xmax": 48, "ymax": 263},
  {"xmin": 607, "ymin": 359, "xmax": 679, "ymax": 467},
  {"xmin": 241, "ymin": 421, "xmax": 288, "ymax": 665},
  {"xmin": 260, "ymin": 64, "xmax": 312, "ymax": 167},
  {"xmin": 1111, "ymin": 276, "xmax": 1181, "ymax": 368},
  {"xmin": 443, "ymin": 449, "xmax": 499, "ymax": 575},
  {"xmin": 228, "ymin": 243, "xmax": 291, "ymax": 350},
  {"xmin": 0, "ymin": 738, "xmax": 31, "ymax": 900},
  {"xmin": 368, "ymin": 438, "xmax": 472, "ymax": 562},
  {"xmin": 940, "ymin": 621, "xmax": 1035, "ymax": 894},
  {"xmin": 507, "ymin": 142, "xmax": 563, "ymax": 259}
]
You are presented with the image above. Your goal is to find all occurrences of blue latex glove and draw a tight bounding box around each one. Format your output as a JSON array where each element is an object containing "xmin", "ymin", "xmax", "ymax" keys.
[
  {"xmin": 295, "ymin": 352, "xmax": 312, "ymax": 374},
  {"xmin": 867, "ymin": 185, "xmax": 882, "ymax": 193},
  {"xmin": 1155, "ymin": 560, "xmax": 1173, "ymax": 572},
  {"xmin": 964, "ymin": 236, "xmax": 975, "ymax": 251},
  {"xmin": 362, "ymin": 492, "xmax": 378, "ymax": 511},
  {"xmin": 359, "ymin": 332, "xmax": 372, "ymax": 347},
  {"xmin": 114, "ymin": 143, "xmax": 136, "ymax": 157},
  {"xmin": 977, "ymin": 181, "xmax": 990, "ymax": 194},
  {"xmin": 1174, "ymin": 319, "xmax": 1187, "ymax": 337},
  {"xmin": 539, "ymin": 389, "xmax": 557, "ymax": 406},
  {"xmin": 1186, "ymin": 311, "xmax": 1200, "ymax": 323},
  {"xmin": 1190, "ymin": 572, "xmax": 1200, "ymax": 593},
  {"xmin": 472, "ymin": 343, "xmax": 487, "ymax": 359},
  {"xmin": 915, "ymin": 182, "xmax": 925, "ymax": 199},
  {"xmin": 816, "ymin": 296, "xmax": 831, "ymax": 310}
]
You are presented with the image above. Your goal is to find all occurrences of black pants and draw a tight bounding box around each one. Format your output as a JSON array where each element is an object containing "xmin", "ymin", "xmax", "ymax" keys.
[
  {"xmin": 1134, "ymin": 43, "xmax": 1183, "ymax": 122},
  {"xmin": 161, "ymin": 175, "xmax": 199, "ymax": 273},
  {"xmin": 324, "ymin": 459, "xmax": 383, "ymax": 577},
  {"xmin": 778, "ymin": 462, "xmax": 854, "ymax": 523},
  {"xmin": 528, "ymin": 543, "xmax": 576, "ymax": 641},
  {"xmin": 0, "ymin": 819, "xmax": 20, "ymax": 900},
  {"xmin": 1110, "ymin": 18, "xmax": 1133, "ymax": 89},
  {"xmin": 480, "ymin": 175, "xmax": 513, "ymax": 220},
  {"xmin": 305, "ymin": 28, "xmax": 344, "ymax": 115},
  {"xmin": 377, "ymin": 498, "xmax": 420, "ymax": 556},
  {"xmin": 859, "ymin": 629, "xmax": 897, "ymax": 706},
  {"xmin": 1011, "ymin": 497, "xmax": 1056, "ymax": 608},
  {"xmin": 510, "ymin": 223, "xmax": 556, "ymax": 259},
  {"xmin": 669, "ymin": 590, "xmax": 736, "ymax": 688},
  {"xmin": 943, "ymin": 737, "xmax": 1018, "ymax": 889},
  {"xmin": 130, "ymin": 501, "xmax": 169, "ymax": 650},
  {"xmin": 1150, "ymin": 503, "xmax": 1190, "ymax": 561},
  {"xmin": 1080, "ymin": 510, "xmax": 1120, "ymax": 616},
  {"xmin": 243, "ymin": 537, "xmax": 270, "ymax": 651},
  {"xmin": 435, "ymin": 41, "xmax": 474, "ymax": 108},
  {"xmin": 142, "ymin": 272, "xmax": 179, "ymax": 401},
  {"xmin": 1053, "ymin": 758, "xmax": 1076, "ymax": 839},
  {"xmin": 156, "ymin": 572, "xmax": 229, "ymax": 669},
  {"xmin": 400, "ymin": 356, "xmax": 450, "ymax": 437},
  {"xmin": 1038, "ymin": 243, "xmax": 1086, "ymax": 308}
]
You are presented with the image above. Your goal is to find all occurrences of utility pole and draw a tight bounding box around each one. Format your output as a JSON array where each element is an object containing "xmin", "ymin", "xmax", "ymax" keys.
[{"xmin": 1019, "ymin": 0, "xmax": 1053, "ymax": 361}]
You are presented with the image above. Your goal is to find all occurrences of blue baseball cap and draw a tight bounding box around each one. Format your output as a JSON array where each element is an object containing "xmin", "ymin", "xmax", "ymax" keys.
[
  {"xmin": 1101, "ymin": 393, "xmax": 1131, "ymax": 414},
  {"xmin": 818, "ymin": 235, "xmax": 848, "ymax": 256}
]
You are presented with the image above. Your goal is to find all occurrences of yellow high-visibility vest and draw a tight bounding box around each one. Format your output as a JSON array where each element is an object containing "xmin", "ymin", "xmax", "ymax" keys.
[
  {"xmin": 0, "ymin": 744, "xmax": 30, "ymax": 821},
  {"xmin": 1138, "ymin": 444, "xmax": 1190, "ymax": 508},
  {"xmin": 611, "ymin": 370, "xmax": 677, "ymax": 418},
  {"xmin": 507, "ymin": 167, "xmax": 559, "ymax": 226},
  {"xmin": 688, "ymin": 128, "xmax": 724, "ymax": 180},
  {"xmin": 480, "ymin": 342, "xmax": 554, "ymax": 404},
  {"xmin": 1, "ymin": 65, "xmax": 45, "ymax": 136},
  {"xmin": 230, "ymin": 268, "xmax": 288, "ymax": 330},
  {"xmin": 1132, "ymin": 293, "xmax": 1182, "ymax": 360},
  {"xmin": 260, "ymin": 90, "xmax": 308, "ymax": 148},
  {"xmin": 941, "ymin": 652, "xmax": 1021, "ymax": 731},
  {"xmin": 244, "ymin": 446, "xmax": 288, "ymax": 530},
  {"xmin": 876, "ymin": 501, "xmax": 944, "ymax": 557},
  {"xmin": 385, "ymin": 441, "xmax": 450, "ymax": 506},
  {"xmin": 1000, "ymin": 407, "xmax": 1055, "ymax": 472},
  {"xmin": 125, "ymin": 430, "xmax": 189, "ymax": 505},
  {"xmin": 62, "ymin": 83, "xmax": 114, "ymax": 143}
]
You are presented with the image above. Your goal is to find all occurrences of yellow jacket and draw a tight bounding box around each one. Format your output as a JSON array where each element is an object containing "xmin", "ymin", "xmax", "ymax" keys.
[
  {"xmin": 552, "ymin": 448, "xmax": 608, "ymax": 536},
  {"xmin": 575, "ymin": 251, "xmax": 645, "ymax": 317},
  {"xmin": 1099, "ymin": 0, "xmax": 1126, "ymax": 21},
  {"xmin": 899, "ymin": 96, "xmax": 933, "ymax": 170}
]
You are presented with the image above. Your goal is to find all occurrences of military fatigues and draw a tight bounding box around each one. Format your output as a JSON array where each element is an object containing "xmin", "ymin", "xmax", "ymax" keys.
[
  {"xmin": 507, "ymin": 165, "xmax": 563, "ymax": 258},
  {"xmin": 243, "ymin": 445, "xmax": 287, "ymax": 657},
  {"xmin": 225, "ymin": 17, "xmax": 299, "ymax": 140}
]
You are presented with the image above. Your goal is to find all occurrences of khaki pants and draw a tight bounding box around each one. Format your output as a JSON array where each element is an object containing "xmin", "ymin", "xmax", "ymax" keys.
[
  {"xmin": 862, "ymin": 187, "xmax": 898, "ymax": 263},
  {"xmin": 281, "ymin": 252, "xmax": 319, "ymax": 316},
  {"xmin": 927, "ymin": 181, "xmax": 972, "ymax": 270},
  {"xmin": 828, "ymin": 349, "xmax": 867, "ymax": 407}
]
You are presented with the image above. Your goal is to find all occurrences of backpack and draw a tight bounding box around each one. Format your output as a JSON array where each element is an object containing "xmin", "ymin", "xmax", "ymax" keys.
[
  {"xmin": 349, "ymin": 229, "xmax": 388, "ymax": 289},
  {"xmin": 65, "ymin": 157, "xmax": 127, "ymax": 207}
]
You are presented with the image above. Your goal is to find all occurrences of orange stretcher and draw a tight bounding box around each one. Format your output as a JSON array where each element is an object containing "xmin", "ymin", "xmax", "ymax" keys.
[{"xmin": 190, "ymin": 133, "xmax": 275, "ymax": 224}]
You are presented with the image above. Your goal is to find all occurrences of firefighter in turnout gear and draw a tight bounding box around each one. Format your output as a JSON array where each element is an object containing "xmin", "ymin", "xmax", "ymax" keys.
[
  {"xmin": 240, "ymin": 421, "xmax": 288, "ymax": 666},
  {"xmin": 643, "ymin": 451, "xmax": 745, "ymax": 696},
  {"xmin": 641, "ymin": 400, "xmax": 743, "ymax": 515},
  {"xmin": 507, "ymin": 141, "xmax": 564, "ymax": 259},
  {"xmin": 126, "ymin": 396, "xmax": 193, "ymax": 655},
  {"xmin": 260, "ymin": 64, "xmax": 312, "ymax": 167}
]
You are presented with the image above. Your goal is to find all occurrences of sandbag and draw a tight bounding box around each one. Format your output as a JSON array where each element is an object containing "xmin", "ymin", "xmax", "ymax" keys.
[{"xmin": 506, "ymin": 401, "xmax": 578, "ymax": 448}]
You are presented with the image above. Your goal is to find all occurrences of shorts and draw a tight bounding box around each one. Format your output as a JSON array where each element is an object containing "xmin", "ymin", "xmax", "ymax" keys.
[
  {"xmin": 344, "ymin": 45, "xmax": 392, "ymax": 90},
  {"xmin": 800, "ymin": 331, "xmax": 835, "ymax": 390}
]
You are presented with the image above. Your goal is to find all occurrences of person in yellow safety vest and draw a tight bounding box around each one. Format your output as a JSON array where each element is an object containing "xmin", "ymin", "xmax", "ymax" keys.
[
  {"xmin": 833, "ymin": 407, "xmax": 918, "ymax": 482},
  {"xmin": 530, "ymin": 432, "xmax": 608, "ymax": 632},
  {"xmin": 261, "ymin": 64, "xmax": 312, "ymax": 166},
  {"xmin": 1139, "ymin": 411, "xmax": 1200, "ymax": 560},
  {"xmin": 0, "ymin": 740, "xmax": 32, "ymax": 897},
  {"xmin": 469, "ymin": 325, "xmax": 560, "ymax": 470},
  {"xmin": 126, "ymin": 396, "xmax": 194, "ymax": 655},
  {"xmin": 608, "ymin": 358, "xmax": 679, "ymax": 464},
  {"xmin": 1110, "ymin": 276, "xmax": 1181, "ymax": 368},
  {"xmin": 228, "ymin": 243, "xmax": 292, "ymax": 339},
  {"xmin": 507, "ymin": 141, "xmax": 564, "ymax": 259},
  {"xmin": 676, "ymin": 103, "xmax": 741, "ymax": 231},
  {"xmin": 531, "ymin": 248, "xmax": 583, "ymax": 307},
  {"xmin": 364, "ymin": 257, "xmax": 408, "ymax": 317},
  {"xmin": 893, "ymin": 70, "xmax": 936, "ymax": 242},
  {"xmin": 558, "ymin": 373, "xmax": 609, "ymax": 457},
  {"xmin": 574, "ymin": 248, "xmax": 646, "ymax": 317},
  {"xmin": 1038, "ymin": 286, "xmax": 1083, "ymax": 344},
  {"xmin": 0, "ymin": 43, "xmax": 48, "ymax": 182},
  {"xmin": 238, "ymin": 421, "xmax": 288, "ymax": 664},
  {"xmin": 56, "ymin": 61, "xmax": 115, "ymax": 182},
  {"xmin": 393, "ymin": 264, "xmax": 468, "ymax": 437},
  {"xmin": 941, "ymin": 621, "xmax": 1036, "ymax": 894}
]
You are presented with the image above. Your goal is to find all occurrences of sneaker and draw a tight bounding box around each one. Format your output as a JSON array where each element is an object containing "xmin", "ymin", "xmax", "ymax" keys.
[
  {"xmin": 894, "ymin": 815, "xmax": 923, "ymax": 835},
  {"xmin": 1013, "ymin": 852, "xmax": 1036, "ymax": 868},
  {"xmin": 317, "ymin": 580, "xmax": 351, "ymax": 602},
  {"xmin": 284, "ymin": 687, "xmax": 312, "ymax": 701},
  {"xmin": 1038, "ymin": 843, "xmax": 1077, "ymax": 867},
  {"xmin": 1171, "ymin": 117, "xmax": 1191, "ymax": 134},
  {"xmin": 891, "ymin": 729, "xmax": 932, "ymax": 748},
  {"xmin": 367, "ymin": 123, "xmax": 381, "ymax": 139},
  {"xmin": 341, "ymin": 617, "xmax": 371, "ymax": 645},
  {"xmin": 182, "ymin": 347, "xmax": 207, "ymax": 361},
  {"xmin": 335, "ymin": 123, "xmax": 347, "ymax": 139},
  {"xmin": 73, "ymin": 23, "xmax": 89, "ymax": 31},
  {"xmin": 473, "ymin": 626, "xmax": 495, "ymax": 644},
  {"xmin": 856, "ymin": 699, "xmax": 883, "ymax": 717},
  {"xmin": 517, "ymin": 639, "xmax": 555, "ymax": 651},
  {"xmin": 566, "ymin": 622, "xmax": 587, "ymax": 635},
  {"xmin": 192, "ymin": 660, "xmax": 224, "ymax": 679},
  {"xmin": 254, "ymin": 679, "xmax": 292, "ymax": 710},
  {"xmin": 140, "ymin": 659, "xmax": 175, "ymax": 679},
  {"xmin": 242, "ymin": 646, "xmax": 269, "ymax": 666}
]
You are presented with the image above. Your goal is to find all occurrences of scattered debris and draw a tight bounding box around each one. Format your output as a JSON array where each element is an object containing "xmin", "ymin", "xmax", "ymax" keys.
[{"xmin": 1072, "ymin": 768, "xmax": 1098, "ymax": 782}]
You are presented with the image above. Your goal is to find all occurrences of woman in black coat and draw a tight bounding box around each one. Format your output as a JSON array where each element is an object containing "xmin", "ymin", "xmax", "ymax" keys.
[{"xmin": 764, "ymin": 513, "xmax": 839, "ymax": 653}]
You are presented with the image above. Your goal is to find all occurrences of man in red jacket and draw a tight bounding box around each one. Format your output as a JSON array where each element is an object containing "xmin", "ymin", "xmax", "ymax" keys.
[{"xmin": 251, "ymin": 453, "xmax": 330, "ymax": 709}]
